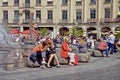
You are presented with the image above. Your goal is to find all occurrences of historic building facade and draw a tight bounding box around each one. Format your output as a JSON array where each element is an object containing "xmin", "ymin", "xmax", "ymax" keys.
[{"xmin": 0, "ymin": 0, "xmax": 120, "ymax": 38}]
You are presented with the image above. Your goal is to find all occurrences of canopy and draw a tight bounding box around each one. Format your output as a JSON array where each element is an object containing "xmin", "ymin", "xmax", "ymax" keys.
[
  {"xmin": 10, "ymin": 29, "xmax": 19, "ymax": 34},
  {"xmin": 22, "ymin": 30, "xmax": 37, "ymax": 34}
]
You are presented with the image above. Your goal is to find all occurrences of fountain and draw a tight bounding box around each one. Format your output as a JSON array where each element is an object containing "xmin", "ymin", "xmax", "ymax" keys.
[{"xmin": 0, "ymin": 24, "xmax": 23, "ymax": 70}]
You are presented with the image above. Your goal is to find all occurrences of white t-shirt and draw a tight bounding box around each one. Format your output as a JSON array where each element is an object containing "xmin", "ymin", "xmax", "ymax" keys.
[
  {"xmin": 108, "ymin": 34, "xmax": 115, "ymax": 44},
  {"xmin": 73, "ymin": 39, "xmax": 76, "ymax": 44},
  {"xmin": 90, "ymin": 39, "xmax": 95, "ymax": 49}
]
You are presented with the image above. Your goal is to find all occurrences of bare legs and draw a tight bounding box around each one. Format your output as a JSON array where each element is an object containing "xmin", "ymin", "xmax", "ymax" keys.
[{"xmin": 47, "ymin": 54, "xmax": 60, "ymax": 68}]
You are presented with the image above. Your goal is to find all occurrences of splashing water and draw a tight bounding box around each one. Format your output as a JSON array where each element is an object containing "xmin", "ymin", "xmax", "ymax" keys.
[
  {"xmin": 0, "ymin": 24, "xmax": 22, "ymax": 68},
  {"xmin": 0, "ymin": 24, "xmax": 21, "ymax": 49}
]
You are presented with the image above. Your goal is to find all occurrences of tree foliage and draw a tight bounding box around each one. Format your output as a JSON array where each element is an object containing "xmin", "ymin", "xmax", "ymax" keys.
[
  {"xmin": 115, "ymin": 32, "xmax": 120, "ymax": 39},
  {"xmin": 39, "ymin": 28, "xmax": 49, "ymax": 37},
  {"xmin": 69, "ymin": 26, "xmax": 83, "ymax": 37}
]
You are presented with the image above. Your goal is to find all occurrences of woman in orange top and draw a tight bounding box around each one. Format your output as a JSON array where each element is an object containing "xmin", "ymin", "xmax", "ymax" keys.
[
  {"xmin": 32, "ymin": 41, "xmax": 48, "ymax": 68},
  {"xmin": 61, "ymin": 37, "xmax": 75, "ymax": 65}
]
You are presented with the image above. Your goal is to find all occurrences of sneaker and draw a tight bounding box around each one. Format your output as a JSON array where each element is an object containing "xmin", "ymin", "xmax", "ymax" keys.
[
  {"xmin": 69, "ymin": 63, "xmax": 74, "ymax": 66},
  {"xmin": 41, "ymin": 61, "xmax": 46, "ymax": 65},
  {"xmin": 41, "ymin": 65, "xmax": 46, "ymax": 69}
]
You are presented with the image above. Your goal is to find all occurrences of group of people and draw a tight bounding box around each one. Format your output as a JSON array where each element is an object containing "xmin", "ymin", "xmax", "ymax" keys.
[
  {"xmin": 31, "ymin": 36, "xmax": 60, "ymax": 69},
  {"xmin": 28, "ymin": 31, "xmax": 119, "ymax": 69}
]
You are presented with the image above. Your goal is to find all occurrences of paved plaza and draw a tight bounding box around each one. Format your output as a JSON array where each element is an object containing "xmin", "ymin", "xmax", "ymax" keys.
[{"xmin": 0, "ymin": 52, "xmax": 120, "ymax": 80}]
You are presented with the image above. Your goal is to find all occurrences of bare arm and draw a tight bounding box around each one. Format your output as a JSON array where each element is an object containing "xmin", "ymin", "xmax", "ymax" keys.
[{"xmin": 39, "ymin": 43, "xmax": 47, "ymax": 52}]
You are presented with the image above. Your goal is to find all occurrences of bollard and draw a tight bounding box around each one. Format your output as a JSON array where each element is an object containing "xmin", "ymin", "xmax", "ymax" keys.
[
  {"xmin": 6, "ymin": 63, "xmax": 14, "ymax": 71},
  {"xmin": 6, "ymin": 55, "xmax": 14, "ymax": 71},
  {"xmin": 18, "ymin": 53, "xmax": 24, "ymax": 68}
]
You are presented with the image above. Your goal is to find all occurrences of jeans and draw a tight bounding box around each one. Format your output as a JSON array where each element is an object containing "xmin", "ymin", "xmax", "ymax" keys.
[{"xmin": 108, "ymin": 43, "xmax": 115, "ymax": 54}]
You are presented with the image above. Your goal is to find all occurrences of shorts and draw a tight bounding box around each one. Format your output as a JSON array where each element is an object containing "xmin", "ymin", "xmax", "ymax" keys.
[{"xmin": 41, "ymin": 51, "xmax": 46, "ymax": 58}]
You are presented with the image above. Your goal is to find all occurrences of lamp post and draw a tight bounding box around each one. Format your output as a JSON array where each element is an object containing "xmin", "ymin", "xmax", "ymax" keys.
[
  {"xmin": 35, "ymin": 18, "xmax": 40, "ymax": 32},
  {"xmin": 54, "ymin": 22, "xmax": 58, "ymax": 38},
  {"xmin": 29, "ymin": 13, "xmax": 34, "ymax": 41},
  {"xmin": 97, "ymin": 22, "xmax": 101, "ymax": 39}
]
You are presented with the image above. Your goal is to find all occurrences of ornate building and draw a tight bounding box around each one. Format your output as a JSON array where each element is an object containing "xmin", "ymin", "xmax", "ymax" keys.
[{"xmin": 0, "ymin": 0, "xmax": 120, "ymax": 38}]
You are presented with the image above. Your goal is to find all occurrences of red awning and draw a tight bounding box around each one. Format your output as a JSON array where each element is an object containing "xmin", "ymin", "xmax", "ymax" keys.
[
  {"xmin": 22, "ymin": 30, "xmax": 37, "ymax": 34},
  {"xmin": 10, "ymin": 29, "xmax": 19, "ymax": 34}
]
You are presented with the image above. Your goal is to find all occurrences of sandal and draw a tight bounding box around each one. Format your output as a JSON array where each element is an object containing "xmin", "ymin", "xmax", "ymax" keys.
[
  {"xmin": 47, "ymin": 65, "xmax": 52, "ymax": 68},
  {"xmin": 56, "ymin": 65, "xmax": 60, "ymax": 68}
]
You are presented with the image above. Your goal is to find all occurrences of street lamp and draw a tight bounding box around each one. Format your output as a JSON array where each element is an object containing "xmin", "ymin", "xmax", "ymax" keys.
[
  {"xmin": 35, "ymin": 18, "xmax": 40, "ymax": 32},
  {"xmin": 97, "ymin": 22, "xmax": 101, "ymax": 39}
]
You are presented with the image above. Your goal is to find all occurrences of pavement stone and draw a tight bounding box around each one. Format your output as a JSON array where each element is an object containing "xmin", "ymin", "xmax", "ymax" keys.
[{"xmin": 0, "ymin": 52, "xmax": 120, "ymax": 80}]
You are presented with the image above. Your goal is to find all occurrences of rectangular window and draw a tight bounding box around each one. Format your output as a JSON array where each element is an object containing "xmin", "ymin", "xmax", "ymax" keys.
[
  {"xmin": 90, "ymin": 0, "xmax": 96, "ymax": 4},
  {"xmin": 3, "ymin": 0, "xmax": 8, "ymax": 6},
  {"xmin": 76, "ymin": 0, "xmax": 82, "ymax": 5},
  {"xmin": 3, "ymin": 10, "xmax": 8, "ymax": 20},
  {"xmin": 25, "ymin": 0, "xmax": 30, "ymax": 7},
  {"xmin": 14, "ymin": 10, "xmax": 19, "ymax": 19},
  {"xmin": 62, "ymin": 0, "xmax": 68, "ymax": 5},
  {"xmin": 25, "ymin": 12, "xmax": 30, "ymax": 19},
  {"xmin": 47, "ymin": 10, "xmax": 53, "ymax": 20},
  {"xmin": 62, "ymin": 10, "xmax": 67, "ymax": 20},
  {"xmin": 36, "ymin": 0, "xmax": 41, "ymax": 5},
  {"xmin": 104, "ymin": 8, "xmax": 110, "ymax": 18},
  {"xmin": 14, "ymin": 0, "xmax": 19, "ymax": 5},
  {"xmin": 36, "ymin": 10, "xmax": 41, "ymax": 20},
  {"xmin": 90, "ymin": 9, "xmax": 96, "ymax": 19},
  {"xmin": 47, "ymin": 0, "xmax": 53, "ymax": 5},
  {"xmin": 76, "ymin": 10, "xmax": 82, "ymax": 20},
  {"xmin": 105, "ymin": 0, "xmax": 111, "ymax": 3}
]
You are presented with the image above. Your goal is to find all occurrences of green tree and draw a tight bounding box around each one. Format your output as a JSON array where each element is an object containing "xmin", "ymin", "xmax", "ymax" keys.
[
  {"xmin": 115, "ymin": 32, "xmax": 120, "ymax": 39},
  {"xmin": 69, "ymin": 26, "xmax": 83, "ymax": 37},
  {"xmin": 39, "ymin": 28, "xmax": 49, "ymax": 37}
]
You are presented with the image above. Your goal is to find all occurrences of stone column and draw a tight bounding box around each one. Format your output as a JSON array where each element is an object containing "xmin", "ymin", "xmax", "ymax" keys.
[
  {"xmin": 53, "ymin": 23, "xmax": 58, "ymax": 38},
  {"xmin": 20, "ymin": 24, "xmax": 23, "ymax": 32},
  {"xmin": 111, "ymin": 27, "xmax": 115, "ymax": 33},
  {"xmin": 97, "ymin": 22, "xmax": 101, "ymax": 39},
  {"xmin": 83, "ymin": 26, "xmax": 87, "ymax": 36}
]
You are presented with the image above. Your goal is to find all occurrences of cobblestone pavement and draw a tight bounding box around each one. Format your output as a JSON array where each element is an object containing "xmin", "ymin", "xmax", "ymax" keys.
[{"xmin": 0, "ymin": 52, "xmax": 120, "ymax": 80}]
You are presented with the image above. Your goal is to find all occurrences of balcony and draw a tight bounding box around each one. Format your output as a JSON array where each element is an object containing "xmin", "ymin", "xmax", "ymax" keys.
[
  {"xmin": 13, "ymin": 3, "xmax": 19, "ymax": 7},
  {"xmin": 35, "ymin": 18, "xmax": 41, "ymax": 23},
  {"xmin": 100, "ymin": 18, "xmax": 104, "ymax": 23},
  {"xmin": 22, "ymin": 19, "xmax": 30, "ymax": 23},
  {"xmin": 59, "ymin": 19, "xmax": 68, "ymax": 23},
  {"xmin": 22, "ymin": 3, "xmax": 30, "ymax": 8},
  {"xmin": 47, "ymin": 1, "xmax": 53, "ymax": 6},
  {"xmin": 35, "ymin": 4, "xmax": 42, "ymax": 6},
  {"xmin": 113, "ymin": 18, "xmax": 120, "ymax": 22},
  {"xmin": 2, "ymin": 3, "xmax": 8, "ymax": 7},
  {"xmin": 87, "ymin": 18, "xmax": 98, "ymax": 23},
  {"xmin": 75, "ymin": 2, "xmax": 82, "ymax": 6},
  {"xmin": 61, "ymin": 3, "xmax": 68, "ymax": 6},
  {"xmin": 46, "ymin": 19, "xmax": 53, "ymax": 23},
  {"xmin": 89, "ymin": 2, "xmax": 96, "ymax": 5},
  {"xmin": 2, "ymin": 19, "xmax": 8, "ymax": 23},
  {"xmin": 104, "ymin": 1, "xmax": 111, "ymax": 4},
  {"xmin": 73, "ymin": 19, "xmax": 82, "ymax": 24},
  {"xmin": 104, "ymin": 18, "xmax": 113, "ymax": 23},
  {"xmin": 13, "ymin": 19, "xmax": 19, "ymax": 23}
]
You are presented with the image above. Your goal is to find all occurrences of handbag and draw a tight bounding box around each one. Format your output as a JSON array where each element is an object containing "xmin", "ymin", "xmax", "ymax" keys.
[{"xmin": 47, "ymin": 48, "xmax": 56, "ymax": 54}]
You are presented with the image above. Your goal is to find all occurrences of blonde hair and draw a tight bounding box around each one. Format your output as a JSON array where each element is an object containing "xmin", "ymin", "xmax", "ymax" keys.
[{"xmin": 64, "ymin": 36, "xmax": 70, "ymax": 43}]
